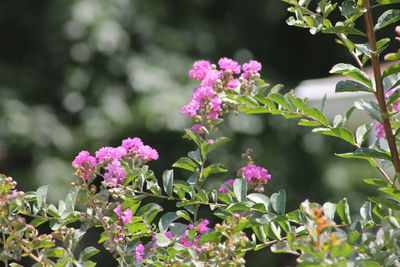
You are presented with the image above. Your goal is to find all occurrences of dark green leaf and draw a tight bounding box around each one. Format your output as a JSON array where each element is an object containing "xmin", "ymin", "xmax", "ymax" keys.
[
  {"xmin": 335, "ymin": 80, "xmax": 372, "ymax": 93},
  {"xmin": 360, "ymin": 201, "xmax": 372, "ymax": 220},
  {"xmin": 79, "ymin": 247, "xmax": 100, "ymax": 262},
  {"xmin": 233, "ymin": 179, "xmax": 247, "ymax": 202},
  {"xmin": 356, "ymin": 124, "xmax": 372, "ymax": 146},
  {"xmin": 36, "ymin": 185, "xmax": 48, "ymax": 209},
  {"xmin": 162, "ymin": 169, "xmax": 173, "ymax": 197},
  {"xmin": 172, "ymin": 157, "xmax": 198, "ymax": 172},
  {"xmin": 369, "ymin": 196, "xmax": 400, "ymax": 210},
  {"xmin": 303, "ymin": 108, "xmax": 329, "ymax": 126},
  {"xmin": 268, "ymin": 93, "xmax": 292, "ymax": 111},
  {"xmin": 374, "ymin": 9, "xmax": 400, "ymax": 30},
  {"xmin": 137, "ymin": 203, "xmax": 163, "ymax": 224},
  {"xmin": 198, "ymin": 231, "xmax": 222, "ymax": 246},
  {"xmin": 330, "ymin": 63, "xmax": 372, "ymax": 87},
  {"xmin": 159, "ymin": 212, "xmax": 179, "ymax": 232},
  {"xmin": 337, "ymin": 198, "xmax": 351, "ymax": 224},
  {"xmin": 353, "ymin": 147, "xmax": 391, "ymax": 160},
  {"xmin": 247, "ymin": 193, "xmax": 271, "ymax": 210},
  {"xmin": 322, "ymin": 26, "xmax": 366, "ymax": 36},
  {"xmin": 363, "ymin": 178, "xmax": 389, "ymax": 187},
  {"xmin": 271, "ymin": 189, "xmax": 286, "ymax": 215},
  {"xmin": 379, "ymin": 188, "xmax": 400, "ymax": 199},
  {"xmin": 383, "ymin": 63, "xmax": 400, "ymax": 78},
  {"xmin": 176, "ymin": 210, "xmax": 191, "ymax": 222},
  {"xmin": 200, "ymin": 137, "xmax": 230, "ymax": 157},
  {"xmin": 203, "ymin": 163, "xmax": 228, "ymax": 178},
  {"xmin": 184, "ymin": 129, "xmax": 202, "ymax": 146}
]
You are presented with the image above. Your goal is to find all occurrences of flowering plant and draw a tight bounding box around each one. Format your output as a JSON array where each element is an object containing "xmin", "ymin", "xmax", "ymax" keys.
[{"xmin": 1, "ymin": 0, "xmax": 400, "ymax": 266}]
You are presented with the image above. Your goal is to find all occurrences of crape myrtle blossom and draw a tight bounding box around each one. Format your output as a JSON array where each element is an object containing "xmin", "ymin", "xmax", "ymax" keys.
[
  {"xmin": 113, "ymin": 204, "xmax": 132, "ymax": 224},
  {"xmin": 242, "ymin": 165, "xmax": 271, "ymax": 193},
  {"xmin": 72, "ymin": 151, "xmax": 97, "ymax": 180},
  {"xmin": 182, "ymin": 58, "xmax": 262, "ymax": 133},
  {"xmin": 72, "ymin": 137, "xmax": 158, "ymax": 185},
  {"xmin": 134, "ymin": 244, "xmax": 145, "ymax": 262}
]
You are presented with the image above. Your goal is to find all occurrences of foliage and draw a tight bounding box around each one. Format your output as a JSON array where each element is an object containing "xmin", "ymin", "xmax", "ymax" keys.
[{"xmin": 1, "ymin": 0, "xmax": 400, "ymax": 266}]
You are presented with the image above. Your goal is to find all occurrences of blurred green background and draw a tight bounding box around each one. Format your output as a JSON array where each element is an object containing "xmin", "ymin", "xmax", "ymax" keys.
[{"xmin": 0, "ymin": 0, "xmax": 385, "ymax": 266}]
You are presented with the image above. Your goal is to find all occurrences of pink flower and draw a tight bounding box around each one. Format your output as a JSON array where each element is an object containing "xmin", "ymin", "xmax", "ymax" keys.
[
  {"xmin": 96, "ymin": 146, "xmax": 127, "ymax": 163},
  {"xmin": 104, "ymin": 160, "xmax": 126, "ymax": 186},
  {"xmin": 189, "ymin": 60, "xmax": 211, "ymax": 80},
  {"xmin": 218, "ymin": 57, "xmax": 241, "ymax": 74},
  {"xmin": 5, "ymin": 190, "xmax": 18, "ymax": 200},
  {"xmin": 134, "ymin": 244, "xmax": 145, "ymax": 262},
  {"xmin": 113, "ymin": 204, "xmax": 132, "ymax": 224},
  {"xmin": 375, "ymin": 123, "xmax": 385, "ymax": 138},
  {"xmin": 197, "ymin": 219, "xmax": 210, "ymax": 233},
  {"xmin": 192, "ymin": 124, "xmax": 205, "ymax": 134},
  {"xmin": 138, "ymin": 145, "xmax": 159, "ymax": 161},
  {"xmin": 201, "ymin": 70, "xmax": 221, "ymax": 87},
  {"xmin": 219, "ymin": 186, "xmax": 229, "ymax": 193},
  {"xmin": 242, "ymin": 60, "xmax": 262, "ymax": 72},
  {"xmin": 72, "ymin": 151, "xmax": 97, "ymax": 180},
  {"xmin": 242, "ymin": 165, "xmax": 271, "ymax": 192},
  {"xmin": 242, "ymin": 165, "xmax": 271, "ymax": 184},
  {"xmin": 210, "ymin": 96, "xmax": 222, "ymax": 112},
  {"xmin": 227, "ymin": 79, "xmax": 240, "ymax": 89},
  {"xmin": 207, "ymin": 139, "xmax": 215, "ymax": 144},
  {"xmin": 121, "ymin": 137, "xmax": 144, "ymax": 153}
]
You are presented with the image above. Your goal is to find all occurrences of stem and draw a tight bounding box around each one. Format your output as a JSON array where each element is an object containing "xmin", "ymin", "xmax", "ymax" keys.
[
  {"xmin": 2, "ymin": 233, "xmax": 8, "ymax": 267},
  {"xmin": 362, "ymin": 0, "xmax": 400, "ymax": 175}
]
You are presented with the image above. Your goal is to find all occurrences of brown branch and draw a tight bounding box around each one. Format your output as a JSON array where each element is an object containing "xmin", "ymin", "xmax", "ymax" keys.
[{"xmin": 362, "ymin": 0, "xmax": 400, "ymax": 175}]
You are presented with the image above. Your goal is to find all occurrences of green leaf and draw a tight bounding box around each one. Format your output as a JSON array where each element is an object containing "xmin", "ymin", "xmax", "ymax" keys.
[
  {"xmin": 368, "ymin": 197, "xmax": 400, "ymax": 210},
  {"xmin": 200, "ymin": 137, "xmax": 230, "ymax": 157},
  {"xmin": 268, "ymin": 93, "xmax": 292, "ymax": 111},
  {"xmin": 356, "ymin": 124, "xmax": 372, "ymax": 146},
  {"xmin": 322, "ymin": 26, "xmax": 366, "ymax": 36},
  {"xmin": 233, "ymin": 179, "xmax": 247, "ymax": 202},
  {"xmin": 137, "ymin": 203, "xmax": 163, "ymax": 224},
  {"xmin": 237, "ymin": 96, "xmax": 259, "ymax": 107},
  {"xmin": 375, "ymin": 9, "xmax": 400, "ymax": 30},
  {"xmin": 203, "ymin": 163, "xmax": 228, "ymax": 178},
  {"xmin": 337, "ymin": 198, "xmax": 351, "ymax": 224},
  {"xmin": 335, "ymin": 80, "xmax": 372, "ymax": 93},
  {"xmin": 363, "ymin": 178, "xmax": 389, "ymax": 187},
  {"xmin": 383, "ymin": 62, "xmax": 400, "ymax": 78},
  {"xmin": 184, "ymin": 129, "xmax": 202, "ymax": 146},
  {"xmin": 312, "ymin": 127, "xmax": 355, "ymax": 145},
  {"xmin": 347, "ymin": 231, "xmax": 361, "ymax": 245},
  {"xmin": 379, "ymin": 188, "xmax": 400, "ymax": 199},
  {"xmin": 271, "ymin": 189, "xmax": 286, "ymax": 215},
  {"xmin": 162, "ymin": 169, "xmax": 173, "ymax": 197},
  {"xmin": 298, "ymin": 119, "xmax": 321, "ymax": 127},
  {"xmin": 155, "ymin": 232, "xmax": 172, "ymax": 247},
  {"xmin": 198, "ymin": 231, "xmax": 222, "ymax": 246},
  {"xmin": 79, "ymin": 247, "xmax": 100, "ymax": 262},
  {"xmin": 354, "ymin": 99, "xmax": 381, "ymax": 121},
  {"xmin": 36, "ymin": 185, "xmax": 48, "ymax": 209},
  {"xmin": 159, "ymin": 212, "xmax": 179, "ymax": 232},
  {"xmin": 172, "ymin": 157, "xmax": 198, "ymax": 172},
  {"xmin": 330, "ymin": 63, "xmax": 372, "ymax": 87},
  {"xmin": 353, "ymin": 147, "xmax": 391, "ymax": 160},
  {"xmin": 360, "ymin": 201, "xmax": 372, "ymax": 220},
  {"xmin": 322, "ymin": 202, "xmax": 336, "ymax": 220},
  {"xmin": 254, "ymin": 94, "xmax": 277, "ymax": 109},
  {"xmin": 288, "ymin": 95, "xmax": 307, "ymax": 111},
  {"xmin": 331, "ymin": 242, "xmax": 354, "ymax": 258},
  {"xmin": 30, "ymin": 217, "xmax": 48, "ymax": 227},
  {"xmin": 247, "ymin": 193, "xmax": 271, "ymax": 210},
  {"xmin": 303, "ymin": 108, "xmax": 329, "ymax": 126},
  {"xmin": 47, "ymin": 248, "xmax": 66, "ymax": 258},
  {"xmin": 176, "ymin": 210, "xmax": 191, "ymax": 222}
]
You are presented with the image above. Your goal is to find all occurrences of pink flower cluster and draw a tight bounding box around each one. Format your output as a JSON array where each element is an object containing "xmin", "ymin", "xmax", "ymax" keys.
[
  {"xmin": 242, "ymin": 165, "xmax": 271, "ymax": 192},
  {"xmin": 113, "ymin": 204, "xmax": 132, "ymax": 224},
  {"xmin": 182, "ymin": 58, "xmax": 262, "ymax": 133},
  {"xmin": 134, "ymin": 244, "xmax": 145, "ymax": 262},
  {"xmin": 72, "ymin": 151, "xmax": 97, "ymax": 180},
  {"xmin": 153, "ymin": 219, "xmax": 211, "ymax": 252},
  {"xmin": 72, "ymin": 137, "xmax": 158, "ymax": 186}
]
